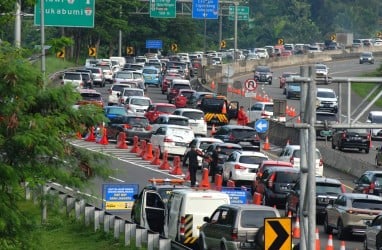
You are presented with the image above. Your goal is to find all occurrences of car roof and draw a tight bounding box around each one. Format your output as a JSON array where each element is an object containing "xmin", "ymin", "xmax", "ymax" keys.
[
  {"xmin": 175, "ymin": 108, "xmax": 204, "ymax": 113},
  {"xmin": 369, "ymin": 111, "xmax": 382, "ymax": 116},
  {"xmin": 261, "ymin": 160, "xmax": 294, "ymax": 167},
  {"xmin": 128, "ymin": 96, "xmax": 150, "ymax": 100},
  {"xmin": 152, "ymin": 102, "xmax": 176, "ymax": 107},
  {"xmin": 315, "ymin": 176, "xmax": 342, "ymax": 185},
  {"xmin": 157, "ymin": 124, "xmax": 192, "ymax": 129},
  {"xmin": 267, "ymin": 167, "xmax": 300, "ymax": 173},
  {"xmin": 235, "ymin": 150, "xmax": 268, "ymax": 157},
  {"xmin": 211, "ymin": 142, "xmax": 242, "ymax": 148},
  {"xmin": 341, "ymin": 193, "xmax": 382, "ymax": 201},
  {"xmin": 217, "ymin": 204, "xmax": 279, "ymax": 211},
  {"xmin": 254, "ymin": 101, "xmax": 274, "ymax": 105},
  {"xmin": 363, "ymin": 170, "xmax": 382, "ymax": 175},
  {"xmin": 193, "ymin": 137, "xmax": 223, "ymax": 143},
  {"xmin": 317, "ymin": 88, "xmax": 335, "ymax": 92},
  {"xmin": 157, "ymin": 114, "xmax": 189, "ymax": 119}
]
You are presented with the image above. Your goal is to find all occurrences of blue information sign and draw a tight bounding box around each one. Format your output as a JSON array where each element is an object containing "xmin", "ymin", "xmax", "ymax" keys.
[
  {"xmin": 102, "ymin": 184, "xmax": 139, "ymax": 211},
  {"xmin": 146, "ymin": 40, "xmax": 163, "ymax": 49},
  {"xmin": 255, "ymin": 119, "xmax": 269, "ymax": 133},
  {"xmin": 192, "ymin": 0, "xmax": 219, "ymax": 19},
  {"xmin": 221, "ymin": 187, "xmax": 252, "ymax": 204}
]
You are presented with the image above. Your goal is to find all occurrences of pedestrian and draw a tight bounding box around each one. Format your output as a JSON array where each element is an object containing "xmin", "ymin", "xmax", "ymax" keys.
[
  {"xmin": 209, "ymin": 146, "xmax": 221, "ymax": 183},
  {"xmin": 183, "ymin": 145, "xmax": 204, "ymax": 187},
  {"xmin": 237, "ymin": 106, "xmax": 249, "ymax": 126}
]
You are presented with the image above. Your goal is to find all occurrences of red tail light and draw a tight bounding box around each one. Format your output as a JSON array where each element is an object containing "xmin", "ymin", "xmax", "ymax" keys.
[
  {"xmin": 231, "ymin": 228, "xmax": 238, "ymax": 241},
  {"xmin": 234, "ymin": 164, "xmax": 247, "ymax": 170},
  {"xmin": 319, "ymin": 158, "xmax": 323, "ymax": 167},
  {"xmin": 229, "ymin": 134, "xmax": 235, "ymax": 140},
  {"xmin": 164, "ymin": 137, "xmax": 173, "ymax": 142},
  {"xmin": 180, "ymin": 216, "xmax": 185, "ymax": 235},
  {"xmin": 342, "ymin": 133, "xmax": 346, "ymax": 139},
  {"xmin": 290, "ymin": 156, "xmax": 294, "ymax": 165},
  {"xmin": 145, "ymin": 125, "xmax": 152, "ymax": 131},
  {"xmin": 268, "ymin": 173, "xmax": 276, "ymax": 188},
  {"xmin": 369, "ymin": 182, "xmax": 376, "ymax": 194},
  {"xmin": 261, "ymin": 111, "xmax": 269, "ymax": 117},
  {"xmin": 124, "ymin": 124, "xmax": 132, "ymax": 129}
]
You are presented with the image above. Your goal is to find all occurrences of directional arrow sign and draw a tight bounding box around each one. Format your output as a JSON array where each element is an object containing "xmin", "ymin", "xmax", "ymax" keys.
[
  {"xmin": 264, "ymin": 218, "xmax": 291, "ymax": 250},
  {"xmin": 255, "ymin": 119, "xmax": 269, "ymax": 133}
]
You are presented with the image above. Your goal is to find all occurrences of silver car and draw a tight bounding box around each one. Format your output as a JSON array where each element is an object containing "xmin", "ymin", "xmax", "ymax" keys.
[
  {"xmin": 365, "ymin": 213, "xmax": 382, "ymax": 250},
  {"xmin": 199, "ymin": 204, "xmax": 280, "ymax": 250}
]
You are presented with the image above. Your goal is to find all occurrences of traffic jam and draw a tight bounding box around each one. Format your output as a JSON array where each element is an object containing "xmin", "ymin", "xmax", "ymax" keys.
[{"xmin": 67, "ymin": 52, "xmax": 382, "ymax": 250}]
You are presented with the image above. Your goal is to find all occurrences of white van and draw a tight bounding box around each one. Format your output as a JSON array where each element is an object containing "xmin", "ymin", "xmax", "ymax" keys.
[
  {"xmin": 366, "ymin": 111, "xmax": 382, "ymax": 139},
  {"xmin": 165, "ymin": 189, "xmax": 230, "ymax": 248},
  {"xmin": 109, "ymin": 56, "xmax": 126, "ymax": 67},
  {"xmin": 167, "ymin": 79, "xmax": 191, "ymax": 95}
]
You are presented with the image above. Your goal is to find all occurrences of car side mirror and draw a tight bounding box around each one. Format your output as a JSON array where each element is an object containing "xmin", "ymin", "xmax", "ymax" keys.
[
  {"xmin": 365, "ymin": 220, "xmax": 372, "ymax": 227},
  {"xmin": 203, "ymin": 216, "xmax": 211, "ymax": 223},
  {"xmin": 329, "ymin": 200, "xmax": 334, "ymax": 205}
]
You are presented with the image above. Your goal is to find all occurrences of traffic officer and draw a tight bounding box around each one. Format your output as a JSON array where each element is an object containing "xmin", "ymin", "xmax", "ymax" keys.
[
  {"xmin": 237, "ymin": 106, "xmax": 249, "ymax": 125},
  {"xmin": 182, "ymin": 145, "xmax": 204, "ymax": 187}
]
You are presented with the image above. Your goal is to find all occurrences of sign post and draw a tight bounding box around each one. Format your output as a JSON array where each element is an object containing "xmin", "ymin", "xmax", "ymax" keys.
[{"xmin": 34, "ymin": 0, "xmax": 95, "ymax": 27}]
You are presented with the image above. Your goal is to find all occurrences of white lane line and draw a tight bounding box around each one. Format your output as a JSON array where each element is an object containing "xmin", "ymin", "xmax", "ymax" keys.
[{"xmin": 108, "ymin": 176, "xmax": 125, "ymax": 182}]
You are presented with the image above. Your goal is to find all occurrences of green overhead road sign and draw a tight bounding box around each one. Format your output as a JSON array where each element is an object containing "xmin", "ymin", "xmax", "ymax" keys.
[
  {"xmin": 34, "ymin": 0, "xmax": 95, "ymax": 28},
  {"xmin": 229, "ymin": 6, "xmax": 249, "ymax": 21},
  {"xmin": 150, "ymin": 0, "xmax": 176, "ymax": 18}
]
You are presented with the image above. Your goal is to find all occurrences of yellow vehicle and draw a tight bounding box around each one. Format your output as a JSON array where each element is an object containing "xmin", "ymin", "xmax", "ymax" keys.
[{"xmin": 200, "ymin": 95, "xmax": 239, "ymax": 125}]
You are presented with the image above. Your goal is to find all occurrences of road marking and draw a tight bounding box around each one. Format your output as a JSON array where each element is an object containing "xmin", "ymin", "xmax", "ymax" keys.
[{"xmin": 108, "ymin": 176, "xmax": 125, "ymax": 182}]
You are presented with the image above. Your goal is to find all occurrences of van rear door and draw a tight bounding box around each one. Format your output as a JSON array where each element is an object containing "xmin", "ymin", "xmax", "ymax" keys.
[{"xmin": 142, "ymin": 190, "xmax": 166, "ymax": 234}]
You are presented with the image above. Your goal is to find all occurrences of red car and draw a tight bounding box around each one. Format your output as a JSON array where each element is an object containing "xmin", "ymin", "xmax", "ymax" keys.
[
  {"xmin": 174, "ymin": 89, "xmax": 196, "ymax": 108},
  {"xmin": 279, "ymin": 72, "xmax": 299, "ymax": 89},
  {"xmin": 161, "ymin": 73, "xmax": 183, "ymax": 94},
  {"xmin": 144, "ymin": 103, "xmax": 176, "ymax": 123}
]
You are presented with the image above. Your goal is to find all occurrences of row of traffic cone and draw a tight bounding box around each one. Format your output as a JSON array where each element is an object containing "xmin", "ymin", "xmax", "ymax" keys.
[
  {"xmin": 286, "ymin": 105, "xmax": 297, "ymax": 117},
  {"xmin": 81, "ymin": 126, "xmax": 109, "ymax": 145}
]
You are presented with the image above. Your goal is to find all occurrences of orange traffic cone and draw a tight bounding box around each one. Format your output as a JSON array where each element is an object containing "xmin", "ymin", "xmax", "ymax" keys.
[
  {"xmin": 263, "ymin": 136, "xmax": 270, "ymax": 150},
  {"xmin": 253, "ymin": 192, "xmax": 262, "ymax": 205},
  {"xmin": 159, "ymin": 151, "xmax": 171, "ymax": 170},
  {"xmin": 222, "ymin": 102, "xmax": 227, "ymax": 114},
  {"xmin": 297, "ymin": 116, "xmax": 301, "ymax": 123},
  {"xmin": 210, "ymin": 80, "xmax": 215, "ymax": 89},
  {"xmin": 215, "ymin": 174, "xmax": 223, "ymax": 191},
  {"xmin": 326, "ymin": 234, "xmax": 334, "ymax": 250},
  {"xmin": 76, "ymin": 131, "xmax": 82, "ymax": 139},
  {"xmin": 293, "ymin": 216, "xmax": 301, "ymax": 239},
  {"xmin": 286, "ymin": 105, "xmax": 291, "ymax": 116},
  {"xmin": 130, "ymin": 136, "xmax": 139, "ymax": 153},
  {"xmin": 85, "ymin": 126, "xmax": 96, "ymax": 142},
  {"xmin": 339, "ymin": 240, "xmax": 346, "ymax": 250},
  {"xmin": 138, "ymin": 140, "xmax": 147, "ymax": 157},
  {"xmin": 315, "ymin": 228, "xmax": 320, "ymax": 250},
  {"xmin": 150, "ymin": 148, "xmax": 161, "ymax": 165},
  {"xmin": 142, "ymin": 143, "xmax": 154, "ymax": 161},
  {"xmin": 98, "ymin": 127, "xmax": 108, "ymax": 145},
  {"xmin": 199, "ymin": 168, "xmax": 210, "ymax": 188},
  {"xmin": 287, "ymin": 211, "xmax": 292, "ymax": 218},
  {"xmin": 116, "ymin": 132, "xmax": 128, "ymax": 149},
  {"xmin": 170, "ymin": 156, "xmax": 183, "ymax": 175},
  {"xmin": 211, "ymin": 124, "xmax": 216, "ymax": 135}
]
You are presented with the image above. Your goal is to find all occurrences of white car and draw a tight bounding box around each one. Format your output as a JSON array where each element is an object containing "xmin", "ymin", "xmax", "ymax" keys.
[
  {"xmin": 124, "ymin": 96, "xmax": 152, "ymax": 114},
  {"xmin": 150, "ymin": 124, "xmax": 195, "ymax": 156},
  {"xmin": 184, "ymin": 137, "xmax": 223, "ymax": 167},
  {"xmin": 222, "ymin": 151, "xmax": 268, "ymax": 185},
  {"xmin": 316, "ymin": 88, "xmax": 338, "ymax": 113},
  {"xmin": 173, "ymin": 108, "xmax": 207, "ymax": 137},
  {"xmin": 246, "ymin": 102, "xmax": 274, "ymax": 122},
  {"xmin": 255, "ymin": 48, "xmax": 269, "ymax": 59},
  {"xmin": 315, "ymin": 64, "xmax": 329, "ymax": 77},
  {"xmin": 151, "ymin": 114, "xmax": 189, "ymax": 133},
  {"xmin": 97, "ymin": 62, "xmax": 113, "ymax": 83},
  {"xmin": 119, "ymin": 88, "xmax": 144, "ymax": 105},
  {"xmin": 61, "ymin": 71, "xmax": 83, "ymax": 89},
  {"xmin": 366, "ymin": 111, "xmax": 382, "ymax": 139},
  {"xmin": 107, "ymin": 83, "xmax": 136, "ymax": 106},
  {"xmin": 278, "ymin": 144, "xmax": 324, "ymax": 176}
]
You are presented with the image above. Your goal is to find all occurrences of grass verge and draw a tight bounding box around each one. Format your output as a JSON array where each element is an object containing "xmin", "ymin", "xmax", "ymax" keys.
[{"xmin": 352, "ymin": 64, "xmax": 382, "ymax": 107}]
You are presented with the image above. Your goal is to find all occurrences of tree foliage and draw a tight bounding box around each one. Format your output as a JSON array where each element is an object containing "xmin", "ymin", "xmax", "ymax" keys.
[{"xmin": 0, "ymin": 42, "xmax": 111, "ymax": 248}]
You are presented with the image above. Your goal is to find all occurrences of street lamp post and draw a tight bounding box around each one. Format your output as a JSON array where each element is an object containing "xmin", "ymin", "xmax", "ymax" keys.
[
  {"xmin": 203, "ymin": 0, "xmax": 207, "ymax": 53},
  {"xmin": 233, "ymin": 1, "xmax": 238, "ymax": 61}
]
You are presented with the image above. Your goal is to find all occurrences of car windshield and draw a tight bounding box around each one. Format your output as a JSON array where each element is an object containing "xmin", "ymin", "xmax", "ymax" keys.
[
  {"xmin": 180, "ymin": 91, "xmax": 194, "ymax": 98},
  {"xmin": 124, "ymin": 116, "xmax": 149, "ymax": 126},
  {"xmin": 240, "ymin": 210, "xmax": 277, "ymax": 228},
  {"xmin": 374, "ymin": 175, "xmax": 382, "ymax": 186},
  {"xmin": 317, "ymin": 91, "xmax": 335, "ymax": 98},
  {"xmin": 232, "ymin": 129, "xmax": 257, "ymax": 138},
  {"xmin": 131, "ymin": 98, "xmax": 150, "ymax": 106},
  {"xmin": 362, "ymin": 52, "xmax": 372, "ymax": 57},
  {"xmin": 64, "ymin": 73, "xmax": 81, "ymax": 80},
  {"xmin": 174, "ymin": 84, "xmax": 191, "ymax": 90},
  {"xmin": 98, "ymin": 65, "xmax": 111, "ymax": 71},
  {"xmin": 264, "ymin": 105, "xmax": 273, "ymax": 112},
  {"xmin": 166, "ymin": 118, "xmax": 189, "ymax": 126},
  {"xmin": 157, "ymin": 188, "xmax": 180, "ymax": 204},
  {"xmin": 371, "ymin": 116, "xmax": 382, "ymax": 123},
  {"xmin": 257, "ymin": 67, "xmax": 270, "ymax": 73},
  {"xmin": 315, "ymin": 65, "xmax": 327, "ymax": 70},
  {"xmin": 352, "ymin": 199, "xmax": 382, "ymax": 210},
  {"xmin": 143, "ymin": 68, "xmax": 158, "ymax": 74},
  {"xmin": 106, "ymin": 108, "xmax": 127, "ymax": 116},
  {"xmin": 316, "ymin": 114, "xmax": 337, "ymax": 122},
  {"xmin": 157, "ymin": 106, "xmax": 176, "ymax": 113},
  {"xmin": 182, "ymin": 111, "xmax": 204, "ymax": 120},
  {"xmin": 130, "ymin": 65, "xmax": 143, "ymax": 70},
  {"xmin": 81, "ymin": 93, "xmax": 102, "ymax": 101},
  {"xmin": 201, "ymin": 98, "xmax": 225, "ymax": 113},
  {"xmin": 123, "ymin": 90, "xmax": 143, "ymax": 97},
  {"xmin": 316, "ymin": 183, "xmax": 342, "ymax": 194},
  {"xmin": 288, "ymin": 83, "xmax": 300, "ymax": 88},
  {"xmin": 199, "ymin": 141, "xmax": 215, "ymax": 150},
  {"xmin": 221, "ymin": 146, "xmax": 242, "ymax": 155},
  {"xmin": 239, "ymin": 155, "xmax": 268, "ymax": 164},
  {"xmin": 112, "ymin": 84, "xmax": 130, "ymax": 92},
  {"xmin": 274, "ymin": 171, "xmax": 300, "ymax": 182},
  {"xmin": 344, "ymin": 128, "xmax": 369, "ymax": 134},
  {"xmin": 81, "ymin": 73, "xmax": 90, "ymax": 80}
]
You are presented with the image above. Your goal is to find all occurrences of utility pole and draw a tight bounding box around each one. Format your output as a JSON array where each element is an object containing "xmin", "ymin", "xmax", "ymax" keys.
[
  {"xmin": 14, "ymin": 0, "xmax": 21, "ymax": 48},
  {"xmin": 40, "ymin": 0, "xmax": 46, "ymax": 89}
]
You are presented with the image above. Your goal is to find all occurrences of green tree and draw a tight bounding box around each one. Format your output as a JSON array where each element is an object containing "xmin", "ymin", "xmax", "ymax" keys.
[{"xmin": 0, "ymin": 42, "xmax": 111, "ymax": 249}]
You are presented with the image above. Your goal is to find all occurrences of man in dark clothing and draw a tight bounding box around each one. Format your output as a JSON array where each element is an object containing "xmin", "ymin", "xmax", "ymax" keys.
[
  {"xmin": 183, "ymin": 145, "xmax": 203, "ymax": 187},
  {"xmin": 210, "ymin": 146, "xmax": 221, "ymax": 182}
]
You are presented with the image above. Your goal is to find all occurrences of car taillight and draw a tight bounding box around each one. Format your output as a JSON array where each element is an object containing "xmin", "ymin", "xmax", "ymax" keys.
[
  {"xmin": 180, "ymin": 216, "xmax": 185, "ymax": 235},
  {"xmin": 268, "ymin": 173, "xmax": 276, "ymax": 188},
  {"xmin": 367, "ymin": 133, "xmax": 371, "ymax": 141},
  {"xmin": 369, "ymin": 182, "xmax": 376, "ymax": 194},
  {"xmin": 113, "ymin": 79, "xmax": 117, "ymax": 83},
  {"xmin": 164, "ymin": 137, "xmax": 173, "ymax": 142},
  {"xmin": 231, "ymin": 228, "xmax": 238, "ymax": 241},
  {"xmin": 341, "ymin": 184, "xmax": 346, "ymax": 193},
  {"xmin": 319, "ymin": 158, "xmax": 323, "ymax": 166},
  {"xmin": 290, "ymin": 156, "xmax": 294, "ymax": 165},
  {"xmin": 234, "ymin": 164, "xmax": 247, "ymax": 170},
  {"xmin": 124, "ymin": 124, "xmax": 132, "ymax": 129},
  {"xmin": 261, "ymin": 111, "xmax": 269, "ymax": 117},
  {"xmin": 145, "ymin": 125, "xmax": 152, "ymax": 131},
  {"xmin": 342, "ymin": 133, "xmax": 346, "ymax": 139}
]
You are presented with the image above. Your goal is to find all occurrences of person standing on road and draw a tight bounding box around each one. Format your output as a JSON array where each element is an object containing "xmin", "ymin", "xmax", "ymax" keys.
[
  {"xmin": 183, "ymin": 145, "xmax": 204, "ymax": 187},
  {"xmin": 210, "ymin": 146, "xmax": 221, "ymax": 183},
  {"xmin": 237, "ymin": 106, "xmax": 249, "ymax": 126}
]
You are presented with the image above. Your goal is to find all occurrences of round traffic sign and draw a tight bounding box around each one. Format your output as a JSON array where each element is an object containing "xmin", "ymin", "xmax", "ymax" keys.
[{"xmin": 245, "ymin": 79, "xmax": 257, "ymax": 91}]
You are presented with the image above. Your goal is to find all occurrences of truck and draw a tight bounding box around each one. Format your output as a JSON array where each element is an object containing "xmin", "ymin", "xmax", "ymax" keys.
[
  {"xmin": 335, "ymin": 32, "xmax": 354, "ymax": 48},
  {"xmin": 199, "ymin": 95, "xmax": 239, "ymax": 126}
]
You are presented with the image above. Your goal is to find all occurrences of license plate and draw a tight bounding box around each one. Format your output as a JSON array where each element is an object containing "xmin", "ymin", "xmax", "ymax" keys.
[
  {"xmin": 324, "ymin": 104, "xmax": 330, "ymax": 107},
  {"xmin": 136, "ymin": 109, "xmax": 144, "ymax": 112},
  {"xmin": 189, "ymin": 123, "xmax": 197, "ymax": 127},
  {"xmin": 350, "ymin": 137, "xmax": 361, "ymax": 140},
  {"xmin": 175, "ymin": 142, "xmax": 187, "ymax": 147},
  {"xmin": 240, "ymin": 242, "xmax": 255, "ymax": 248},
  {"xmin": 133, "ymin": 127, "xmax": 143, "ymax": 131}
]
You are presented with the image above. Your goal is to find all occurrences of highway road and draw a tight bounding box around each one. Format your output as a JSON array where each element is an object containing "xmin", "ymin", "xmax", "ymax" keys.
[{"xmin": 73, "ymin": 57, "xmax": 382, "ymax": 249}]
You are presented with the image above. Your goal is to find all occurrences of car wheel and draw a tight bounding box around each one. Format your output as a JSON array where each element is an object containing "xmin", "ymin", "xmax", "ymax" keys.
[
  {"xmin": 365, "ymin": 148, "xmax": 370, "ymax": 154},
  {"xmin": 284, "ymin": 201, "xmax": 290, "ymax": 216},
  {"xmin": 255, "ymin": 226, "xmax": 265, "ymax": 249},
  {"xmin": 286, "ymin": 93, "xmax": 290, "ymax": 99},
  {"xmin": 323, "ymin": 214, "xmax": 332, "ymax": 234},
  {"xmin": 331, "ymin": 141, "xmax": 336, "ymax": 149},
  {"xmin": 198, "ymin": 235, "xmax": 206, "ymax": 250},
  {"xmin": 220, "ymin": 242, "xmax": 227, "ymax": 250},
  {"xmin": 337, "ymin": 219, "xmax": 346, "ymax": 240}
]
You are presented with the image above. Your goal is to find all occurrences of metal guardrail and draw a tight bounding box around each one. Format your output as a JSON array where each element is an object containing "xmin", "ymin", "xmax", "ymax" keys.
[{"xmin": 32, "ymin": 182, "xmax": 192, "ymax": 250}]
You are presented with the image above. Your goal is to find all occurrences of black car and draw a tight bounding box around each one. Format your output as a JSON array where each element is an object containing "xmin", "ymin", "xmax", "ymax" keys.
[
  {"xmin": 202, "ymin": 142, "xmax": 243, "ymax": 173},
  {"xmin": 186, "ymin": 91, "xmax": 214, "ymax": 109},
  {"xmin": 353, "ymin": 171, "xmax": 382, "ymax": 196},
  {"xmin": 253, "ymin": 167, "xmax": 300, "ymax": 208},
  {"xmin": 106, "ymin": 114, "xmax": 153, "ymax": 143},
  {"xmin": 285, "ymin": 176, "xmax": 345, "ymax": 223},
  {"xmin": 213, "ymin": 125, "xmax": 261, "ymax": 150},
  {"xmin": 316, "ymin": 112, "xmax": 338, "ymax": 139},
  {"xmin": 253, "ymin": 66, "xmax": 273, "ymax": 85},
  {"xmin": 331, "ymin": 128, "xmax": 371, "ymax": 153}
]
